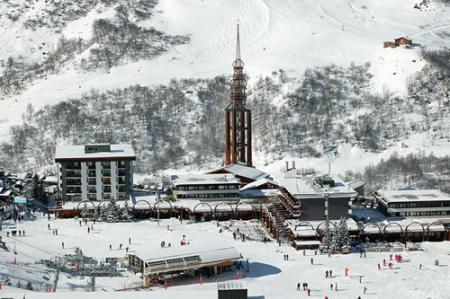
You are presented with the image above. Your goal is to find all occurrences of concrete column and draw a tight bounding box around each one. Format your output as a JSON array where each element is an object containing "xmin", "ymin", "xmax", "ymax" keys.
[
  {"xmin": 111, "ymin": 161, "xmax": 117, "ymax": 201},
  {"xmin": 225, "ymin": 110, "xmax": 231, "ymax": 165},
  {"xmin": 246, "ymin": 110, "xmax": 252, "ymax": 167},
  {"xmin": 81, "ymin": 162, "xmax": 88, "ymax": 201},
  {"xmin": 239, "ymin": 110, "xmax": 245, "ymax": 163},
  {"xmin": 231, "ymin": 111, "xmax": 237, "ymax": 163},
  {"xmin": 95, "ymin": 162, "xmax": 102, "ymax": 201}
]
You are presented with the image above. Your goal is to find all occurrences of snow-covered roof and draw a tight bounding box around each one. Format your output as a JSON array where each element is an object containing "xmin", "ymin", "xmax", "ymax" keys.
[
  {"xmin": 174, "ymin": 173, "xmax": 238, "ymax": 185},
  {"xmin": 209, "ymin": 163, "xmax": 270, "ymax": 181},
  {"xmin": 240, "ymin": 188, "xmax": 280, "ymax": 198},
  {"xmin": 376, "ymin": 189, "xmax": 450, "ymax": 203},
  {"xmin": 349, "ymin": 180, "xmax": 366, "ymax": 190},
  {"xmin": 240, "ymin": 178, "xmax": 280, "ymax": 191},
  {"xmin": 134, "ymin": 243, "xmax": 240, "ymax": 264},
  {"xmin": 55, "ymin": 144, "xmax": 136, "ymax": 161},
  {"xmin": 279, "ymin": 175, "xmax": 357, "ymax": 199}
]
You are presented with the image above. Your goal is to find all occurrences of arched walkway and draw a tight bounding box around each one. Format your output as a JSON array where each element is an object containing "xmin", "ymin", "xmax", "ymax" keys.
[
  {"xmin": 132, "ymin": 199, "xmax": 152, "ymax": 211},
  {"xmin": 153, "ymin": 200, "xmax": 174, "ymax": 213},
  {"xmin": 193, "ymin": 202, "xmax": 213, "ymax": 215},
  {"xmin": 383, "ymin": 222, "xmax": 403, "ymax": 235},
  {"xmin": 235, "ymin": 202, "xmax": 257, "ymax": 218},
  {"xmin": 362, "ymin": 222, "xmax": 383, "ymax": 240},
  {"xmin": 316, "ymin": 220, "xmax": 337, "ymax": 234},
  {"xmin": 405, "ymin": 221, "xmax": 425, "ymax": 241},
  {"xmin": 214, "ymin": 202, "xmax": 235, "ymax": 219},
  {"xmin": 76, "ymin": 200, "xmax": 96, "ymax": 211},
  {"xmin": 405, "ymin": 221, "xmax": 425, "ymax": 235},
  {"xmin": 426, "ymin": 221, "xmax": 445, "ymax": 240}
]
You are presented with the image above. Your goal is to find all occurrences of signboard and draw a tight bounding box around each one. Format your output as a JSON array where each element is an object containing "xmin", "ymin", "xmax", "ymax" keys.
[{"xmin": 13, "ymin": 197, "xmax": 27, "ymax": 204}]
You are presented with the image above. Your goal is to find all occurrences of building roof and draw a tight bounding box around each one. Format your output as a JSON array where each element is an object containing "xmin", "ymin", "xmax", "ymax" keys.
[
  {"xmin": 376, "ymin": 189, "xmax": 450, "ymax": 203},
  {"xmin": 55, "ymin": 144, "xmax": 136, "ymax": 161},
  {"xmin": 239, "ymin": 178, "xmax": 280, "ymax": 191},
  {"xmin": 133, "ymin": 243, "xmax": 240, "ymax": 266},
  {"xmin": 173, "ymin": 174, "xmax": 238, "ymax": 185},
  {"xmin": 209, "ymin": 163, "xmax": 270, "ymax": 181},
  {"xmin": 279, "ymin": 175, "xmax": 357, "ymax": 199}
]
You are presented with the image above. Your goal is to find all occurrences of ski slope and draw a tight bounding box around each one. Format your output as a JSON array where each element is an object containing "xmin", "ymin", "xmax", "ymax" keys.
[
  {"xmin": 1, "ymin": 0, "xmax": 450, "ymax": 139},
  {"xmin": 0, "ymin": 216, "xmax": 449, "ymax": 298}
]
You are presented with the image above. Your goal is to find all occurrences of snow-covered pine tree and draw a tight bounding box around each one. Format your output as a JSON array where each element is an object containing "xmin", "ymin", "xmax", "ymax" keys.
[
  {"xmin": 339, "ymin": 216, "xmax": 350, "ymax": 248},
  {"xmin": 320, "ymin": 220, "xmax": 333, "ymax": 252},
  {"xmin": 329, "ymin": 222, "xmax": 340, "ymax": 253}
]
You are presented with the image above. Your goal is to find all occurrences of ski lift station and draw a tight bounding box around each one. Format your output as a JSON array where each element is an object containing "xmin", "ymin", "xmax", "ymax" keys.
[{"xmin": 127, "ymin": 243, "xmax": 241, "ymax": 287}]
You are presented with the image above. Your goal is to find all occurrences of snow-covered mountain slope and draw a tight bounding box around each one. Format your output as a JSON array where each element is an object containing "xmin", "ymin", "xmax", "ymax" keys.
[
  {"xmin": 1, "ymin": 0, "xmax": 450, "ymax": 138},
  {"xmin": 1, "ymin": 0, "xmax": 450, "ymax": 176}
]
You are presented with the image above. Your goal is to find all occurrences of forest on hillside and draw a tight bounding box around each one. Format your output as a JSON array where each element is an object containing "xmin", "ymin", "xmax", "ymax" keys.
[{"xmin": 0, "ymin": 49, "xmax": 449, "ymax": 175}]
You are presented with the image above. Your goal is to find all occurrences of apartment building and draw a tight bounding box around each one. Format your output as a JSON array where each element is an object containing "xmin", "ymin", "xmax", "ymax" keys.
[{"xmin": 55, "ymin": 144, "xmax": 136, "ymax": 202}]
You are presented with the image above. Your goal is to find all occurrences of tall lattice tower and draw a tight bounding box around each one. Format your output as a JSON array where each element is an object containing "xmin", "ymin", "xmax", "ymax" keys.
[{"xmin": 224, "ymin": 24, "xmax": 252, "ymax": 167}]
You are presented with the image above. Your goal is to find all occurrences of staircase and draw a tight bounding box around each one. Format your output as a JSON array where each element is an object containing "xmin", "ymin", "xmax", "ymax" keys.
[{"xmin": 264, "ymin": 191, "xmax": 301, "ymax": 241}]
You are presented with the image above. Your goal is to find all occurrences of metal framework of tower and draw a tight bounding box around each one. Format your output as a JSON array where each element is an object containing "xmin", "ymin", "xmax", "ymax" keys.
[{"xmin": 225, "ymin": 24, "xmax": 252, "ymax": 167}]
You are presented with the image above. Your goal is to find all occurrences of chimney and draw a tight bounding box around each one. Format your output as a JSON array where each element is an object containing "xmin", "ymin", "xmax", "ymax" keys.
[{"xmin": 291, "ymin": 161, "xmax": 295, "ymax": 170}]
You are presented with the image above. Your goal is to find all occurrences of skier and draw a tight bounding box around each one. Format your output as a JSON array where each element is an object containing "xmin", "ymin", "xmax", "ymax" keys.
[
  {"xmin": 419, "ymin": 263, "xmax": 422, "ymax": 270},
  {"xmin": 325, "ymin": 270, "xmax": 329, "ymax": 278},
  {"xmin": 335, "ymin": 283, "xmax": 338, "ymax": 291},
  {"xmin": 307, "ymin": 288, "xmax": 311, "ymax": 296},
  {"xmin": 109, "ymin": 244, "xmax": 112, "ymax": 250},
  {"xmin": 126, "ymin": 247, "xmax": 129, "ymax": 253},
  {"xmin": 324, "ymin": 296, "xmax": 328, "ymax": 299},
  {"xmin": 79, "ymin": 220, "xmax": 82, "ymax": 227},
  {"xmin": 303, "ymin": 249, "xmax": 306, "ymax": 256},
  {"xmin": 329, "ymin": 270, "xmax": 332, "ymax": 277},
  {"xmin": 286, "ymin": 254, "xmax": 289, "ymax": 261},
  {"xmin": 330, "ymin": 283, "xmax": 333, "ymax": 291},
  {"xmin": 119, "ymin": 243, "xmax": 123, "ymax": 250},
  {"xmin": 48, "ymin": 223, "xmax": 51, "ymax": 230},
  {"xmin": 87, "ymin": 227, "xmax": 90, "ymax": 233},
  {"xmin": 311, "ymin": 258, "xmax": 314, "ymax": 265},
  {"xmin": 359, "ymin": 275, "xmax": 362, "ymax": 283},
  {"xmin": 61, "ymin": 242, "xmax": 64, "ymax": 249},
  {"xmin": 128, "ymin": 238, "xmax": 131, "ymax": 245},
  {"xmin": 297, "ymin": 282, "xmax": 300, "ymax": 291},
  {"xmin": 363, "ymin": 286, "xmax": 368, "ymax": 294},
  {"xmin": 377, "ymin": 263, "xmax": 381, "ymax": 271}
]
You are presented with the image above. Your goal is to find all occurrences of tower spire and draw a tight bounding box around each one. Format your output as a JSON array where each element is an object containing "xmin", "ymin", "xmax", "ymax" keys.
[
  {"xmin": 224, "ymin": 22, "xmax": 252, "ymax": 167},
  {"xmin": 236, "ymin": 21, "xmax": 241, "ymax": 60}
]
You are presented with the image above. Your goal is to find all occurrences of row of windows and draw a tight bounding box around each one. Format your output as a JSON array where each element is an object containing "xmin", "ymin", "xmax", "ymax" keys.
[
  {"xmin": 398, "ymin": 211, "xmax": 450, "ymax": 216},
  {"xmin": 65, "ymin": 161, "xmax": 127, "ymax": 168},
  {"xmin": 176, "ymin": 193, "xmax": 239, "ymax": 199},
  {"xmin": 176, "ymin": 184, "xmax": 239, "ymax": 191},
  {"xmin": 389, "ymin": 201, "xmax": 450, "ymax": 208}
]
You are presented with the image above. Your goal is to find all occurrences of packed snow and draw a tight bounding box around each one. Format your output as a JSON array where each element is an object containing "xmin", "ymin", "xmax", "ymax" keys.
[{"xmin": 1, "ymin": 215, "xmax": 449, "ymax": 298}]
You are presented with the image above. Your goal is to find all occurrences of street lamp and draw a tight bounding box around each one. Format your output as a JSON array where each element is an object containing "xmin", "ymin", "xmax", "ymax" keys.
[{"xmin": 156, "ymin": 191, "xmax": 161, "ymax": 227}]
